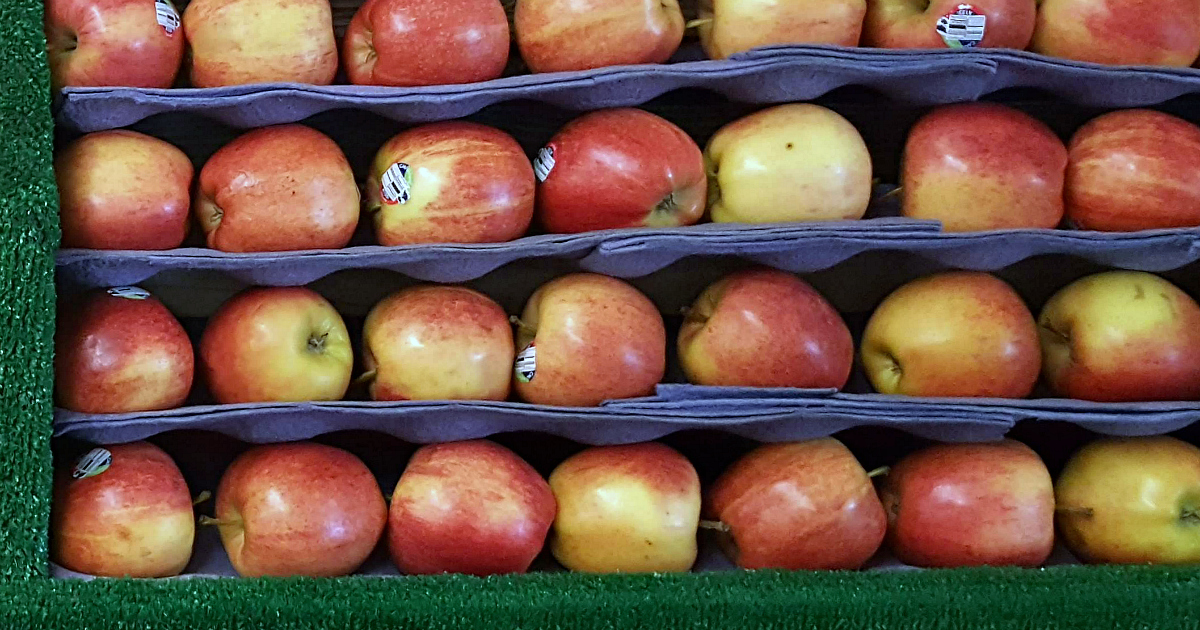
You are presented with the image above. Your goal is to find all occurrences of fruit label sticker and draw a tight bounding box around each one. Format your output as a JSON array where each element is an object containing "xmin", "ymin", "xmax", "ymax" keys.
[
  {"xmin": 107, "ymin": 286, "xmax": 150, "ymax": 300},
  {"xmin": 936, "ymin": 4, "xmax": 986, "ymax": 48},
  {"xmin": 155, "ymin": 0, "xmax": 181, "ymax": 35},
  {"xmin": 515, "ymin": 342, "xmax": 537, "ymax": 383},
  {"xmin": 73, "ymin": 448, "xmax": 112, "ymax": 480},
  {"xmin": 380, "ymin": 162, "xmax": 412, "ymax": 205},
  {"xmin": 534, "ymin": 146, "xmax": 556, "ymax": 182}
]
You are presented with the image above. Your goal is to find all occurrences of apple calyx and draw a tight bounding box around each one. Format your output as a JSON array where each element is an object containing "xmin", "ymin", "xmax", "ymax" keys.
[
  {"xmin": 1181, "ymin": 508, "xmax": 1200, "ymax": 526},
  {"xmin": 307, "ymin": 332, "xmax": 330, "ymax": 354},
  {"xmin": 647, "ymin": 192, "xmax": 682, "ymax": 226}
]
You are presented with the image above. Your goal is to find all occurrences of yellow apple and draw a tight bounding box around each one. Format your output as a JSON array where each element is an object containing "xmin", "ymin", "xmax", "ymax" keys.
[
  {"xmin": 698, "ymin": 0, "xmax": 866, "ymax": 59},
  {"xmin": 704, "ymin": 103, "xmax": 873, "ymax": 224},
  {"xmin": 1056, "ymin": 436, "xmax": 1200, "ymax": 564}
]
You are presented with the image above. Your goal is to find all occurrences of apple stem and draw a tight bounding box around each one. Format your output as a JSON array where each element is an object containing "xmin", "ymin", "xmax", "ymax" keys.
[
  {"xmin": 879, "ymin": 187, "xmax": 904, "ymax": 201},
  {"xmin": 198, "ymin": 516, "xmax": 241, "ymax": 528},
  {"xmin": 1054, "ymin": 506, "xmax": 1095, "ymax": 519},
  {"xmin": 353, "ymin": 370, "xmax": 377, "ymax": 386},
  {"xmin": 192, "ymin": 491, "xmax": 211, "ymax": 506},
  {"xmin": 698, "ymin": 519, "xmax": 730, "ymax": 533},
  {"xmin": 509, "ymin": 316, "xmax": 537, "ymax": 336},
  {"xmin": 866, "ymin": 466, "xmax": 890, "ymax": 479},
  {"xmin": 685, "ymin": 18, "xmax": 713, "ymax": 29}
]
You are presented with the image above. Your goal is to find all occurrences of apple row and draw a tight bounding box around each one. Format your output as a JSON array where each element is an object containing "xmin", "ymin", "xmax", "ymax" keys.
[
  {"xmin": 57, "ymin": 101, "xmax": 1200, "ymax": 253},
  {"xmin": 56, "ymin": 263, "xmax": 1200, "ymax": 417},
  {"xmin": 53, "ymin": 430, "xmax": 1200, "ymax": 580},
  {"xmin": 46, "ymin": 0, "xmax": 1200, "ymax": 95}
]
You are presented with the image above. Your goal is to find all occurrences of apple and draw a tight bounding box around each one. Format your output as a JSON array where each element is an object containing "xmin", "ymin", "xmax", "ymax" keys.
[
  {"xmin": 344, "ymin": 0, "xmax": 509, "ymax": 86},
  {"xmin": 44, "ymin": 0, "xmax": 185, "ymax": 89},
  {"xmin": 677, "ymin": 268, "xmax": 854, "ymax": 389},
  {"xmin": 388, "ymin": 440, "xmax": 556, "ymax": 576},
  {"xmin": 55, "ymin": 287, "xmax": 194, "ymax": 414},
  {"xmin": 697, "ymin": 0, "xmax": 866, "ymax": 59},
  {"xmin": 51, "ymin": 442, "xmax": 195, "ymax": 577},
  {"xmin": 900, "ymin": 102, "xmax": 1068, "ymax": 231},
  {"xmin": 549, "ymin": 442, "xmax": 700, "ymax": 573},
  {"xmin": 514, "ymin": 0, "xmax": 684, "ymax": 73},
  {"xmin": 210, "ymin": 441, "xmax": 387, "ymax": 577},
  {"xmin": 534, "ymin": 109, "xmax": 705, "ymax": 234},
  {"xmin": 861, "ymin": 271, "xmax": 1041, "ymax": 398},
  {"xmin": 705, "ymin": 103, "xmax": 873, "ymax": 224},
  {"xmin": 1038, "ymin": 271, "xmax": 1200, "ymax": 402},
  {"xmin": 863, "ymin": 0, "xmax": 1036, "ymax": 50},
  {"xmin": 704, "ymin": 439, "xmax": 886, "ymax": 570},
  {"xmin": 513, "ymin": 273, "xmax": 666, "ymax": 407},
  {"xmin": 1030, "ymin": 0, "xmax": 1200, "ymax": 66},
  {"xmin": 182, "ymin": 0, "xmax": 338, "ymax": 87},
  {"xmin": 195, "ymin": 125, "xmax": 359, "ymax": 252},
  {"xmin": 56, "ymin": 130, "xmax": 193, "ymax": 250},
  {"xmin": 199, "ymin": 286, "xmax": 353, "ymax": 404},
  {"xmin": 366, "ymin": 122, "xmax": 535, "ymax": 245},
  {"xmin": 879, "ymin": 439, "xmax": 1055, "ymax": 568},
  {"xmin": 362, "ymin": 285, "xmax": 514, "ymax": 401},
  {"xmin": 1056, "ymin": 436, "xmax": 1200, "ymax": 564},
  {"xmin": 1065, "ymin": 109, "xmax": 1200, "ymax": 231}
]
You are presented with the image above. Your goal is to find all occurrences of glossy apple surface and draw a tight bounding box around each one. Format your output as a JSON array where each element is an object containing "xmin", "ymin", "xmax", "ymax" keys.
[
  {"xmin": 863, "ymin": 0, "xmax": 1036, "ymax": 49},
  {"xmin": 698, "ymin": 0, "xmax": 866, "ymax": 59},
  {"xmin": 515, "ymin": 0, "xmax": 684, "ymax": 73},
  {"xmin": 1031, "ymin": 0, "xmax": 1200, "ymax": 66},
  {"xmin": 44, "ymin": 0, "xmax": 185, "ymax": 89},
  {"xmin": 388, "ymin": 440, "xmax": 556, "ymax": 575}
]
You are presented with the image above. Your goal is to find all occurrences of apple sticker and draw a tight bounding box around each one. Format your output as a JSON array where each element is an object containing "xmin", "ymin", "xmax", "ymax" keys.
[
  {"xmin": 515, "ymin": 342, "xmax": 537, "ymax": 383},
  {"xmin": 534, "ymin": 146, "xmax": 556, "ymax": 182},
  {"xmin": 936, "ymin": 4, "xmax": 986, "ymax": 48},
  {"xmin": 155, "ymin": 0, "xmax": 181, "ymax": 35},
  {"xmin": 381, "ymin": 162, "xmax": 412, "ymax": 205},
  {"xmin": 72, "ymin": 448, "xmax": 113, "ymax": 480},
  {"xmin": 106, "ymin": 286, "xmax": 151, "ymax": 300}
]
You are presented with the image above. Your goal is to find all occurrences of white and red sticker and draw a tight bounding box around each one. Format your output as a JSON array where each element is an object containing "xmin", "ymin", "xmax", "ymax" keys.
[
  {"xmin": 107, "ymin": 286, "xmax": 150, "ymax": 300},
  {"xmin": 380, "ymin": 162, "xmax": 412, "ymax": 205},
  {"xmin": 936, "ymin": 4, "xmax": 986, "ymax": 48},
  {"xmin": 514, "ymin": 342, "xmax": 537, "ymax": 383},
  {"xmin": 533, "ymin": 146, "xmax": 556, "ymax": 182},
  {"xmin": 73, "ymin": 448, "xmax": 112, "ymax": 479},
  {"xmin": 155, "ymin": 0, "xmax": 181, "ymax": 35}
]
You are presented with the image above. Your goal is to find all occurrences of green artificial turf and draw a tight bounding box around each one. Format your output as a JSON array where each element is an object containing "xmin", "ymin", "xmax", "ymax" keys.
[{"xmin": 4, "ymin": 0, "xmax": 1200, "ymax": 626}]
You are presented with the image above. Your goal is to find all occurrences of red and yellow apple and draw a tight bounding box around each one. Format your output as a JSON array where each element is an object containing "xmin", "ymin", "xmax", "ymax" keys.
[
  {"xmin": 366, "ymin": 122, "xmax": 535, "ymax": 245},
  {"xmin": 56, "ymin": 287, "xmax": 194, "ymax": 414},
  {"xmin": 1038, "ymin": 271, "xmax": 1200, "ymax": 402},
  {"xmin": 52, "ymin": 442, "xmax": 195, "ymax": 577},
  {"xmin": 388, "ymin": 440, "xmax": 556, "ymax": 576},
  {"xmin": 211, "ymin": 441, "xmax": 387, "ymax": 577},
  {"xmin": 535, "ymin": 108, "xmax": 705, "ymax": 233},
  {"xmin": 345, "ymin": 0, "xmax": 509, "ymax": 86},
  {"xmin": 56, "ymin": 130, "xmax": 193, "ymax": 250},
  {"xmin": 199, "ymin": 287, "xmax": 353, "ymax": 404},
  {"xmin": 1030, "ymin": 0, "xmax": 1200, "ymax": 67},
  {"xmin": 704, "ymin": 439, "xmax": 886, "ymax": 570},
  {"xmin": 362, "ymin": 286, "xmax": 514, "ymax": 401},
  {"xmin": 513, "ymin": 273, "xmax": 666, "ymax": 407},
  {"xmin": 549, "ymin": 442, "xmax": 700, "ymax": 573},
  {"xmin": 1065, "ymin": 109, "xmax": 1200, "ymax": 231},
  {"xmin": 1056, "ymin": 436, "xmax": 1200, "ymax": 564},
  {"xmin": 697, "ymin": 0, "xmax": 866, "ymax": 59},
  {"xmin": 879, "ymin": 439, "xmax": 1055, "ymax": 568},
  {"xmin": 195, "ymin": 125, "xmax": 359, "ymax": 252},
  {"xmin": 678, "ymin": 268, "xmax": 854, "ymax": 389},
  {"xmin": 705, "ymin": 104, "xmax": 873, "ymax": 224},
  {"xmin": 861, "ymin": 271, "xmax": 1041, "ymax": 398},
  {"xmin": 44, "ymin": 0, "xmax": 185, "ymax": 89},
  {"xmin": 863, "ymin": 0, "xmax": 1036, "ymax": 49},
  {"xmin": 900, "ymin": 102, "xmax": 1067, "ymax": 231},
  {"xmin": 515, "ymin": 0, "xmax": 684, "ymax": 73},
  {"xmin": 182, "ymin": 0, "xmax": 337, "ymax": 87}
]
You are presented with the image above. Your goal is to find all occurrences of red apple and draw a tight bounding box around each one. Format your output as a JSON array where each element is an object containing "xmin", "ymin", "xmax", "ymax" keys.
[
  {"xmin": 388, "ymin": 440, "xmax": 556, "ymax": 576},
  {"xmin": 366, "ymin": 122, "xmax": 535, "ymax": 245},
  {"xmin": 199, "ymin": 287, "xmax": 353, "ymax": 404},
  {"xmin": 211, "ymin": 442, "xmax": 387, "ymax": 577},
  {"xmin": 195, "ymin": 125, "xmax": 359, "ymax": 252},
  {"xmin": 1031, "ymin": 0, "xmax": 1200, "ymax": 66},
  {"xmin": 55, "ymin": 287, "xmax": 194, "ymax": 414},
  {"xmin": 52, "ymin": 442, "xmax": 195, "ymax": 577},
  {"xmin": 1038, "ymin": 271, "xmax": 1200, "ymax": 402},
  {"xmin": 44, "ymin": 0, "xmax": 184, "ymax": 89},
  {"xmin": 344, "ymin": 0, "xmax": 509, "ymax": 87},
  {"xmin": 549, "ymin": 442, "xmax": 700, "ymax": 573},
  {"xmin": 182, "ymin": 0, "xmax": 338, "ymax": 87},
  {"xmin": 534, "ymin": 109, "xmax": 705, "ymax": 233},
  {"xmin": 863, "ymin": 0, "xmax": 1036, "ymax": 49},
  {"xmin": 900, "ymin": 102, "xmax": 1067, "ymax": 231},
  {"xmin": 861, "ymin": 271, "xmax": 1042, "ymax": 398},
  {"xmin": 56, "ymin": 130, "xmax": 193, "ymax": 250},
  {"xmin": 704, "ymin": 439, "xmax": 886, "ymax": 570},
  {"xmin": 515, "ymin": 0, "xmax": 684, "ymax": 73},
  {"xmin": 1065, "ymin": 109, "xmax": 1200, "ymax": 231},
  {"xmin": 879, "ymin": 439, "xmax": 1055, "ymax": 568},
  {"xmin": 677, "ymin": 268, "xmax": 854, "ymax": 389},
  {"xmin": 513, "ymin": 273, "xmax": 666, "ymax": 406},
  {"xmin": 698, "ymin": 0, "xmax": 865, "ymax": 59},
  {"xmin": 362, "ymin": 286, "xmax": 514, "ymax": 401}
]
